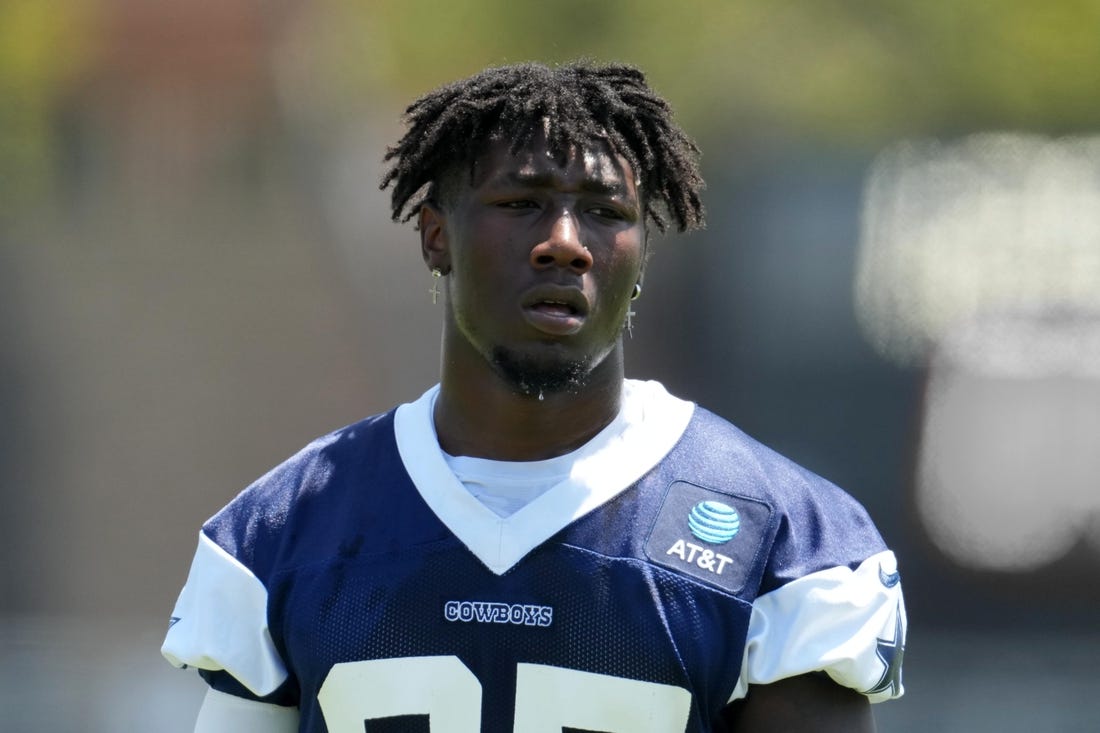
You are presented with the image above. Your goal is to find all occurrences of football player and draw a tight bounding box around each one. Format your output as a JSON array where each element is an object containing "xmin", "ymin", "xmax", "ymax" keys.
[{"xmin": 163, "ymin": 61, "xmax": 906, "ymax": 732}]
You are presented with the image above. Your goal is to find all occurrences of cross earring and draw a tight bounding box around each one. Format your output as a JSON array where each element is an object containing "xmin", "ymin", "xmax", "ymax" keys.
[
  {"xmin": 429, "ymin": 268, "xmax": 442, "ymax": 304},
  {"xmin": 626, "ymin": 282, "xmax": 642, "ymax": 337}
]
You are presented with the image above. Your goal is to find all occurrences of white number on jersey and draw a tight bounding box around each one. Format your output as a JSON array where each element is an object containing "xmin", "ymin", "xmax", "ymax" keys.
[{"xmin": 317, "ymin": 656, "xmax": 692, "ymax": 732}]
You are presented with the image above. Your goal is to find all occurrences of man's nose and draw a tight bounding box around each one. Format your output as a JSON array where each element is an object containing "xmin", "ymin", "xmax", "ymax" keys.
[{"xmin": 530, "ymin": 209, "xmax": 593, "ymax": 273}]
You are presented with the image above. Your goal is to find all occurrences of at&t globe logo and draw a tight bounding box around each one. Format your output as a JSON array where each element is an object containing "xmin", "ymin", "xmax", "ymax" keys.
[{"xmin": 688, "ymin": 501, "xmax": 741, "ymax": 544}]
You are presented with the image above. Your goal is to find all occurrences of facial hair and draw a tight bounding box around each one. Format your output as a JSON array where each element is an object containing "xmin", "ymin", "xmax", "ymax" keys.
[{"xmin": 490, "ymin": 346, "xmax": 591, "ymax": 398}]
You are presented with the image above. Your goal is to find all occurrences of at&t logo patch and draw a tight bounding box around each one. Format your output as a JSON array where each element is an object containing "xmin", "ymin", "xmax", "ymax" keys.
[{"xmin": 645, "ymin": 481, "xmax": 773, "ymax": 594}]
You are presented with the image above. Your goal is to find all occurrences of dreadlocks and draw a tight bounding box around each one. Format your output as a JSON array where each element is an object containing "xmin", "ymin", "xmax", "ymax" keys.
[{"xmin": 380, "ymin": 61, "xmax": 705, "ymax": 233}]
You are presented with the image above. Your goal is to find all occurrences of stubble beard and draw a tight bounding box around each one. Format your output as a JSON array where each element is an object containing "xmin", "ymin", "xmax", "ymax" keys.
[{"xmin": 490, "ymin": 346, "xmax": 592, "ymax": 398}]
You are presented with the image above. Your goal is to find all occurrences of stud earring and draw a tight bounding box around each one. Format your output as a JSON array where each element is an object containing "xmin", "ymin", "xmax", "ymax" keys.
[{"xmin": 429, "ymin": 268, "xmax": 443, "ymax": 305}]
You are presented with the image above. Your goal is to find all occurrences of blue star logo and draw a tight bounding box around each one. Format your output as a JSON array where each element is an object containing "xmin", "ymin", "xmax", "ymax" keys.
[{"xmin": 865, "ymin": 603, "xmax": 905, "ymax": 697}]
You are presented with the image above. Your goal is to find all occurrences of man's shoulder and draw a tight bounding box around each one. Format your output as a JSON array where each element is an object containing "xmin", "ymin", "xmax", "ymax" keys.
[
  {"xmin": 630, "ymin": 381, "xmax": 824, "ymax": 497},
  {"xmin": 675, "ymin": 404, "xmax": 837, "ymax": 494},
  {"xmin": 201, "ymin": 408, "xmax": 402, "ymax": 562},
  {"xmin": 665, "ymin": 401, "xmax": 887, "ymax": 576},
  {"xmin": 235, "ymin": 409, "xmax": 397, "ymax": 502}
]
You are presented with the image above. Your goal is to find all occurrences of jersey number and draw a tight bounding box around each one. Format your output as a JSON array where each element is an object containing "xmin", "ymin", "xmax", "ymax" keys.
[{"xmin": 317, "ymin": 655, "xmax": 692, "ymax": 732}]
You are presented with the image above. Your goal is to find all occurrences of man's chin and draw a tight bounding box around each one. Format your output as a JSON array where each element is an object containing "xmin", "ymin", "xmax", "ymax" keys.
[{"xmin": 490, "ymin": 347, "xmax": 591, "ymax": 398}]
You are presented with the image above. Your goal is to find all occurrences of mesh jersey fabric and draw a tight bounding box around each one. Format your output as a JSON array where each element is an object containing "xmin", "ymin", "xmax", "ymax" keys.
[{"xmin": 163, "ymin": 380, "xmax": 906, "ymax": 732}]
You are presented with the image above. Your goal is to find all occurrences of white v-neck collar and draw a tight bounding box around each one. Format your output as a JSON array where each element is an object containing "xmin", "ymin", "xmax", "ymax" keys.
[{"xmin": 393, "ymin": 379, "xmax": 694, "ymax": 575}]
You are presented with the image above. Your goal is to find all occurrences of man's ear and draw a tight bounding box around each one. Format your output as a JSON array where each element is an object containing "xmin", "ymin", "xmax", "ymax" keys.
[{"xmin": 419, "ymin": 203, "xmax": 450, "ymax": 273}]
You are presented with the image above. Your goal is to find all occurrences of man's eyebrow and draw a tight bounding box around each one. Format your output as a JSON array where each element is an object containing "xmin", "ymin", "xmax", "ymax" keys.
[{"xmin": 489, "ymin": 170, "xmax": 629, "ymax": 196}]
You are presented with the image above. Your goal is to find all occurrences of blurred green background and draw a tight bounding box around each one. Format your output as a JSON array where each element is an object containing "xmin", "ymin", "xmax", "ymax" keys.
[{"xmin": 2, "ymin": 1, "xmax": 1099, "ymax": 730}]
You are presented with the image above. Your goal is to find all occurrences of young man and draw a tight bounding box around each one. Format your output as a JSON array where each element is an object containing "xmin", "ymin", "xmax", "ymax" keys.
[{"xmin": 163, "ymin": 61, "xmax": 906, "ymax": 732}]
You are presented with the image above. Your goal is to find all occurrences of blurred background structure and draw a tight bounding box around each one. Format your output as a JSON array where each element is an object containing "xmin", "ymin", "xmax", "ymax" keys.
[{"xmin": 2, "ymin": 1, "xmax": 1098, "ymax": 730}]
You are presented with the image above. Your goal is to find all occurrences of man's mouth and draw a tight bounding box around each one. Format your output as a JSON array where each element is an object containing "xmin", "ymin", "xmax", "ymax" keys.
[
  {"xmin": 521, "ymin": 290, "xmax": 588, "ymax": 335},
  {"xmin": 531, "ymin": 299, "xmax": 578, "ymax": 316}
]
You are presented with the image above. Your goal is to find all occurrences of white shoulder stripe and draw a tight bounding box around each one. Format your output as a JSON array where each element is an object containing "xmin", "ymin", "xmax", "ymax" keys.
[
  {"xmin": 731, "ymin": 550, "xmax": 907, "ymax": 703},
  {"xmin": 161, "ymin": 532, "xmax": 288, "ymax": 697}
]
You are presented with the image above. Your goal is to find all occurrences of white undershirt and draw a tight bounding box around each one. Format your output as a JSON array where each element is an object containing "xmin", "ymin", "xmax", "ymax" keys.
[{"xmin": 443, "ymin": 450, "xmax": 572, "ymax": 517}]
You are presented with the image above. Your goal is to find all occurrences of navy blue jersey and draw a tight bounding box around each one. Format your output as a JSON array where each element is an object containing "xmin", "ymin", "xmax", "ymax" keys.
[{"xmin": 164, "ymin": 381, "xmax": 905, "ymax": 732}]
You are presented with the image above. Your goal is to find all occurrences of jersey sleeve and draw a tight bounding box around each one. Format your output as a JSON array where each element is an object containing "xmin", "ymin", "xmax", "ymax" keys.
[
  {"xmin": 726, "ymin": 442, "xmax": 907, "ymax": 704},
  {"xmin": 732, "ymin": 549, "xmax": 907, "ymax": 703},
  {"xmin": 161, "ymin": 531, "xmax": 291, "ymax": 700}
]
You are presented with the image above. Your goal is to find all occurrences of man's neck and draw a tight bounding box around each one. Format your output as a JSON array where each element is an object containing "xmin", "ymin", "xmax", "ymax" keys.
[{"xmin": 433, "ymin": 360, "xmax": 625, "ymax": 462}]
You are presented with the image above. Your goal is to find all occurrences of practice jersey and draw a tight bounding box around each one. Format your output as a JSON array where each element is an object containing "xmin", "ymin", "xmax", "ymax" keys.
[{"xmin": 163, "ymin": 380, "xmax": 906, "ymax": 732}]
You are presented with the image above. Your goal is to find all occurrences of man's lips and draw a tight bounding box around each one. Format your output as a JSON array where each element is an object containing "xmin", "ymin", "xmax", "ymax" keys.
[{"xmin": 521, "ymin": 287, "xmax": 589, "ymax": 335}]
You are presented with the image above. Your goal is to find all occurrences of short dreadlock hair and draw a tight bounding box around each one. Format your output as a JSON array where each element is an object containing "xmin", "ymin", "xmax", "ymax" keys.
[{"xmin": 380, "ymin": 60, "xmax": 705, "ymax": 233}]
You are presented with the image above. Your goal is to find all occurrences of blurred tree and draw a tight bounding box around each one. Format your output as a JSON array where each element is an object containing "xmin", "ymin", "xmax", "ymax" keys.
[
  {"xmin": 319, "ymin": 0, "xmax": 1100, "ymax": 147},
  {"xmin": 0, "ymin": 0, "xmax": 93, "ymax": 219},
  {"xmin": 5, "ymin": 0, "xmax": 1100, "ymax": 215}
]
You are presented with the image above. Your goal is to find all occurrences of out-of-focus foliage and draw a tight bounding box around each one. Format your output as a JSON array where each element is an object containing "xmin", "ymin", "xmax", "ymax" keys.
[
  {"xmin": 5, "ymin": 0, "xmax": 1100, "ymax": 215},
  {"xmin": 0, "ymin": 0, "xmax": 93, "ymax": 217},
  {"xmin": 324, "ymin": 0, "xmax": 1100, "ymax": 144}
]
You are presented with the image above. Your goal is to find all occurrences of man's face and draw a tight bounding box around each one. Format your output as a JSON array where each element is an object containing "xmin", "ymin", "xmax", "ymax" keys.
[{"xmin": 424, "ymin": 133, "xmax": 646, "ymax": 396}]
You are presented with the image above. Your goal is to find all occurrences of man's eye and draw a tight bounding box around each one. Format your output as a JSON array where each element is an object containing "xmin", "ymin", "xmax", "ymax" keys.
[
  {"xmin": 590, "ymin": 206, "xmax": 624, "ymax": 220},
  {"xmin": 499, "ymin": 200, "xmax": 537, "ymax": 209}
]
